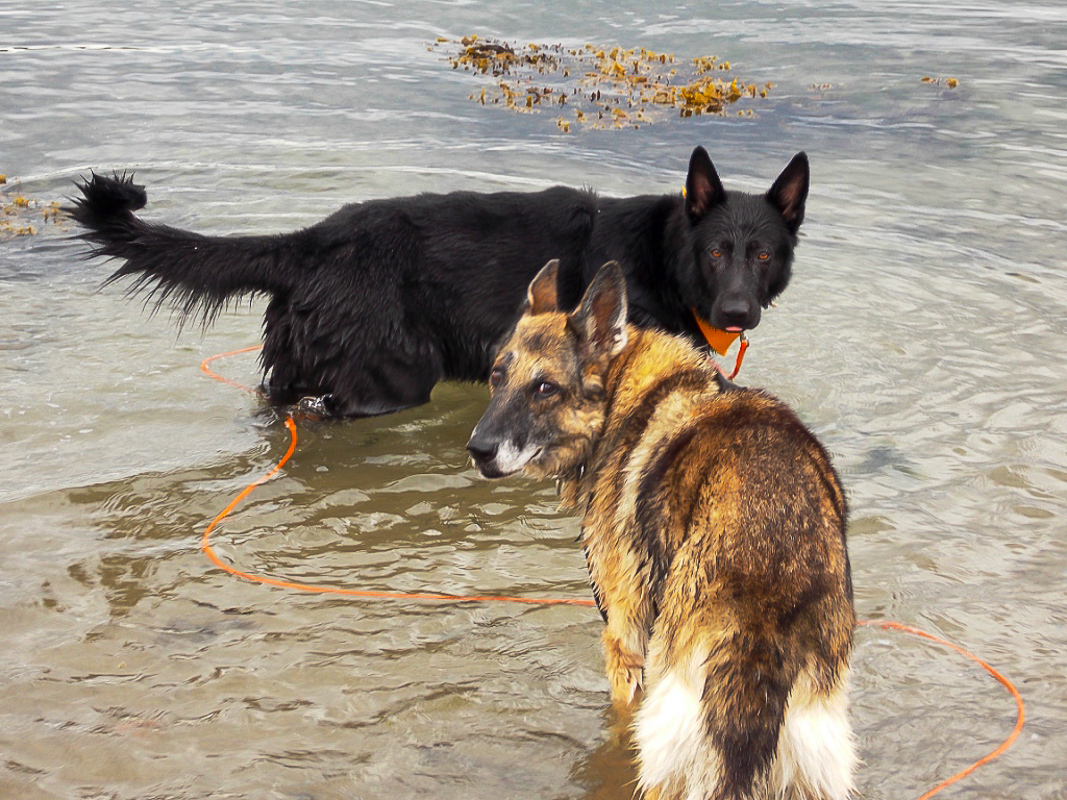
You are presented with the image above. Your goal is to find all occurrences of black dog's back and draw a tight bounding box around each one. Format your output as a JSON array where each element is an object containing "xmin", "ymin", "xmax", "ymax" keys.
[
  {"xmin": 71, "ymin": 149, "xmax": 807, "ymax": 417},
  {"xmin": 263, "ymin": 186, "xmax": 599, "ymax": 415}
]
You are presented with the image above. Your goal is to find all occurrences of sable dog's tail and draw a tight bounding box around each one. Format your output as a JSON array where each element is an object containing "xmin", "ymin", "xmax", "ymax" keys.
[
  {"xmin": 635, "ymin": 636, "xmax": 856, "ymax": 800},
  {"xmin": 69, "ymin": 173, "xmax": 300, "ymax": 324}
]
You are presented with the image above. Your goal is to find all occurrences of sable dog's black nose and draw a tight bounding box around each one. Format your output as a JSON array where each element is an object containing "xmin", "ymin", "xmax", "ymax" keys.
[{"xmin": 465, "ymin": 438, "xmax": 498, "ymax": 466}]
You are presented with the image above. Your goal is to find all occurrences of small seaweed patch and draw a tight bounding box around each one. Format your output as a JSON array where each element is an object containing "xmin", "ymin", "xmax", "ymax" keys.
[
  {"xmin": 921, "ymin": 76, "xmax": 959, "ymax": 88},
  {"xmin": 433, "ymin": 36, "xmax": 771, "ymax": 131},
  {"xmin": 0, "ymin": 176, "xmax": 63, "ymax": 239}
]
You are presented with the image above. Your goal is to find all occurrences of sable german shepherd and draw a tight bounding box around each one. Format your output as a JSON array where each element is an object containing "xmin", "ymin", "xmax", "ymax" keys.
[
  {"xmin": 68, "ymin": 147, "xmax": 808, "ymax": 417},
  {"xmin": 467, "ymin": 261, "xmax": 855, "ymax": 799}
]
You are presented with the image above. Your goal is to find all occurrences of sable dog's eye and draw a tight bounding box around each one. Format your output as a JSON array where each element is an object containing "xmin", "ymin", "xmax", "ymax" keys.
[
  {"xmin": 489, "ymin": 367, "xmax": 504, "ymax": 388},
  {"xmin": 536, "ymin": 381, "xmax": 557, "ymax": 397}
]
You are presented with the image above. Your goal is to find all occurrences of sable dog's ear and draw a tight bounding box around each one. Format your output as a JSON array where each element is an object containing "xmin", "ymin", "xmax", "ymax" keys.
[
  {"xmin": 527, "ymin": 259, "xmax": 561, "ymax": 315},
  {"xmin": 766, "ymin": 151, "xmax": 809, "ymax": 234},
  {"xmin": 685, "ymin": 146, "xmax": 726, "ymax": 221},
  {"xmin": 570, "ymin": 261, "xmax": 627, "ymax": 361}
]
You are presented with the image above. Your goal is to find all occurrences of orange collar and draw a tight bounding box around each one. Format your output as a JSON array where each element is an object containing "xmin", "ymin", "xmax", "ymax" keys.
[{"xmin": 692, "ymin": 309, "xmax": 749, "ymax": 380}]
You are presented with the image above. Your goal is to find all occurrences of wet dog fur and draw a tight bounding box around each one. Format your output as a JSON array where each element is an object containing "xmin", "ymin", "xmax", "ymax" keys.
[
  {"xmin": 68, "ymin": 148, "xmax": 808, "ymax": 417},
  {"xmin": 467, "ymin": 261, "xmax": 856, "ymax": 799}
]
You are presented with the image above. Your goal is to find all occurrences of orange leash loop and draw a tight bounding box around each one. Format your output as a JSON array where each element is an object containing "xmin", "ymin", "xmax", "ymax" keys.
[
  {"xmin": 201, "ymin": 346, "xmax": 264, "ymax": 394},
  {"xmin": 199, "ymin": 347, "xmax": 1024, "ymax": 797},
  {"xmin": 204, "ymin": 452, "xmax": 593, "ymax": 606},
  {"xmin": 200, "ymin": 418, "xmax": 593, "ymax": 606},
  {"xmin": 199, "ymin": 348, "xmax": 594, "ymax": 607},
  {"xmin": 856, "ymin": 620, "xmax": 1026, "ymax": 799}
]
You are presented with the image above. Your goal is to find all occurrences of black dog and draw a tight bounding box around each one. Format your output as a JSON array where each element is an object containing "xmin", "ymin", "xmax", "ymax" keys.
[{"xmin": 70, "ymin": 147, "xmax": 808, "ymax": 417}]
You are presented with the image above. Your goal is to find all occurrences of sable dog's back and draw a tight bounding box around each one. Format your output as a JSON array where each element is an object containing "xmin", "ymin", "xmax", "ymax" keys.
[
  {"xmin": 468, "ymin": 261, "xmax": 855, "ymax": 799},
  {"xmin": 587, "ymin": 359, "xmax": 851, "ymax": 633}
]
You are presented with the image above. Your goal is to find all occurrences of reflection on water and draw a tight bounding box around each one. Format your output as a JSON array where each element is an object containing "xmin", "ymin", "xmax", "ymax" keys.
[{"xmin": 2, "ymin": 1, "xmax": 1065, "ymax": 798}]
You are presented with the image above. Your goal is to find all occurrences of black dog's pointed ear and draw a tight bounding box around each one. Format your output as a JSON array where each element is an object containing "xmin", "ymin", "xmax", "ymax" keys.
[
  {"xmin": 685, "ymin": 146, "xmax": 726, "ymax": 221},
  {"xmin": 527, "ymin": 259, "xmax": 561, "ymax": 315},
  {"xmin": 570, "ymin": 261, "xmax": 628, "ymax": 361},
  {"xmin": 766, "ymin": 152, "xmax": 809, "ymax": 234}
]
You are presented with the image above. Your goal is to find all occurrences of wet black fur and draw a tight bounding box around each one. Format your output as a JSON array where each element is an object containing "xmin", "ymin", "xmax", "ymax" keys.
[{"xmin": 68, "ymin": 147, "xmax": 808, "ymax": 417}]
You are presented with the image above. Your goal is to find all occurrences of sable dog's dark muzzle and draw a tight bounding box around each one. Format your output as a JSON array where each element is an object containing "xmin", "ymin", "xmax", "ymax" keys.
[{"xmin": 465, "ymin": 432, "xmax": 501, "ymax": 477}]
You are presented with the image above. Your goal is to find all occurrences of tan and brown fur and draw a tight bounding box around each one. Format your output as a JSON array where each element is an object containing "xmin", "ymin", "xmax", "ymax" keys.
[{"xmin": 467, "ymin": 260, "xmax": 856, "ymax": 800}]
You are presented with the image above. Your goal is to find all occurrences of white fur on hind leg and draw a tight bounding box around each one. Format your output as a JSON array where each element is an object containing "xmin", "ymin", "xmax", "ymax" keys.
[
  {"xmin": 634, "ymin": 665, "xmax": 721, "ymax": 800},
  {"xmin": 771, "ymin": 673, "xmax": 856, "ymax": 800}
]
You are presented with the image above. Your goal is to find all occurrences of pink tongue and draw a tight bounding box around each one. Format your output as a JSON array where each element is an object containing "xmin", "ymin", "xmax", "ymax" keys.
[{"xmin": 725, "ymin": 326, "xmax": 743, "ymax": 333}]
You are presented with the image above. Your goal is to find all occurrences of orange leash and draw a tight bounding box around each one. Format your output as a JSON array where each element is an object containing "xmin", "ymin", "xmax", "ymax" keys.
[
  {"xmin": 727, "ymin": 333, "xmax": 748, "ymax": 379},
  {"xmin": 201, "ymin": 419, "xmax": 591, "ymax": 606},
  {"xmin": 198, "ymin": 346, "xmax": 1024, "ymax": 797},
  {"xmin": 201, "ymin": 346, "xmax": 264, "ymax": 394},
  {"xmin": 855, "ymin": 620, "xmax": 1026, "ymax": 799},
  {"xmin": 200, "ymin": 348, "xmax": 594, "ymax": 607}
]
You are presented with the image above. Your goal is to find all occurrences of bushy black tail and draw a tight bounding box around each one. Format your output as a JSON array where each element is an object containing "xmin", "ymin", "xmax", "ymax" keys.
[{"xmin": 68, "ymin": 173, "xmax": 300, "ymax": 326}]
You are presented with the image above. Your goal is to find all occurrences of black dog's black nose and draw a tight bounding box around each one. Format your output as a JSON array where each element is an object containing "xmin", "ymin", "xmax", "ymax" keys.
[{"xmin": 714, "ymin": 299, "xmax": 759, "ymax": 331}]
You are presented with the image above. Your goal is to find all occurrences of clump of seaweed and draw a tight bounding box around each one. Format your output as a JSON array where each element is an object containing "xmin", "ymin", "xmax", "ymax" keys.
[
  {"xmin": 921, "ymin": 76, "xmax": 959, "ymax": 88},
  {"xmin": 433, "ymin": 36, "xmax": 770, "ymax": 131},
  {"xmin": 1, "ymin": 176, "xmax": 63, "ymax": 239}
]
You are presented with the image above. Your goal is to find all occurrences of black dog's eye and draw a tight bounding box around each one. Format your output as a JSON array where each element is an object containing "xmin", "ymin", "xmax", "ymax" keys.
[
  {"xmin": 489, "ymin": 367, "xmax": 504, "ymax": 388},
  {"xmin": 535, "ymin": 381, "xmax": 557, "ymax": 398},
  {"xmin": 757, "ymin": 250, "xmax": 770, "ymax": 261},
  {"xmin": 710, "ymin": 248, "xmax": 722, "ymax": 259}
]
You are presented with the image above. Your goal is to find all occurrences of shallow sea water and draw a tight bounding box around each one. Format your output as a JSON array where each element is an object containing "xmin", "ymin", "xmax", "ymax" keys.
[{"xmin": 1, "ymin": 2, "xmax": 1065, "ymax": 798}]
